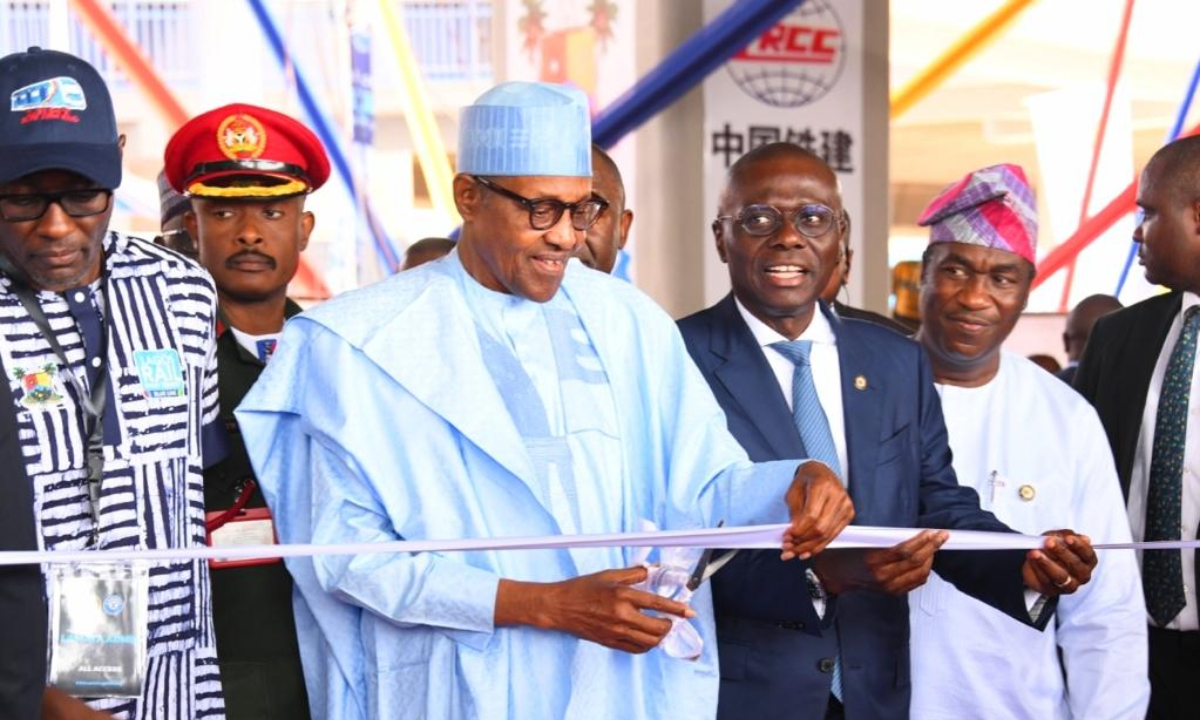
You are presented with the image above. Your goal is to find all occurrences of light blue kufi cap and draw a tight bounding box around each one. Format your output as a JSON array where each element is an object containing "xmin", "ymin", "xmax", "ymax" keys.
[{"xmin": 457, "ymin": 82, "xmax": 592, "ymax": 177}]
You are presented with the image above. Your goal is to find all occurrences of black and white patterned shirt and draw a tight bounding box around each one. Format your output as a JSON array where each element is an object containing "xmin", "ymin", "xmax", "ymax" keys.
[{"xmin": 0, "ymin": 232, "xmax": 225, "ymax": 719}]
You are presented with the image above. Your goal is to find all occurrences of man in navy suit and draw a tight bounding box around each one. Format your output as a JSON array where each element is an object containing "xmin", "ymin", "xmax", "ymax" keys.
[{"xmin": 678, "ymin": 142, "xmax": 1097, "ymax": 720}]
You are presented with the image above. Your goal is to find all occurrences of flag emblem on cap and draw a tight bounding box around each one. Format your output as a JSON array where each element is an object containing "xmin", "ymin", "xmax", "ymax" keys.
[{"xmin": 217, "ymin": 113, "xmax": 267, "ymax": 160}]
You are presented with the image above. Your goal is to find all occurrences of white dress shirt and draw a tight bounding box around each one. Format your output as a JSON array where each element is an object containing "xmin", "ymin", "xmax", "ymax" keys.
[
  {"xmin": 1127, "ymin": 291, "xmax": 1200, "ymax": 630},
  {"xmin": 735, "ymin": 300, "xmax": 845, "ymax": 618},
  {"xmin": 734, "ymin": 299, "xmax": 848, "ymax": 482},
  {"xmin": 910, "ymin": 352, "xmax": 1148, "ymax": 720}
]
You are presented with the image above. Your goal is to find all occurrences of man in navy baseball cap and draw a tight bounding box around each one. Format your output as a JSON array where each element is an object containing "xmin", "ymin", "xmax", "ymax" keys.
[
  {"xmin": 0, "ymin": 46, "xmax": 122, "ymax": 189},
  {"xmin": 0, "ymin": 48, "xmax": 230, "ymax": 720},
  {"xmin": 0, "ymin": 47, "xmax": 125, "ymax": 720},
  {"xmin": 0, "ymin": 47, "xmax": 124, "ymax": 294}
]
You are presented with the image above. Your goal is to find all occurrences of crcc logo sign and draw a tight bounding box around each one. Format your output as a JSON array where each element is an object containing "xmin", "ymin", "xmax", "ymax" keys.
[{"xmin": 726, "ymin": 0, "xmax": 845, "ymax": 109}]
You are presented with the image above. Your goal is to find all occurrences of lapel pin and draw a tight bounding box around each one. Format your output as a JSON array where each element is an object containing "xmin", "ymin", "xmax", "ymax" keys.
[
  {"xmin": 1018, "ymin": 484, "xmax": 1036, "ymax": 502},
  {"xmin": 853, "ymin": 375, "xmax": 868, "ymax": 391}
]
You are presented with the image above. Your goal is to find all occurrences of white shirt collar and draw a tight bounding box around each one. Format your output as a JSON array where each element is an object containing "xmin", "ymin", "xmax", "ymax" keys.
[
  {"xmin": 1182, "ymin": 291, "xmax": 1200, "ymax": 315},
  {"xmin": 734, "ymin": 296, "xmax": 837, "ymax": 349}
]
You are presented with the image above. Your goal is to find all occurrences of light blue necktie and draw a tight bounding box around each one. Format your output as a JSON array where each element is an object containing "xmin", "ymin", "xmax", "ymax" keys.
[
  {"xmin": 771, "ymin": 340, "xmax": 843, "ymax": 478},
  {"xmin": 772, "ymin": 339, "xmax": 844, "ymax": 701},
  {"xmin": 1144, "ymin": 306, "xmax": 1200, "ymax": 626}
]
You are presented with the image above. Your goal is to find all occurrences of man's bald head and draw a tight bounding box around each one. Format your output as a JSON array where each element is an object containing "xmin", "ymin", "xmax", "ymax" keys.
[
  {"xmin": 720, "ymin": 142, "xmax": 839, "ymax": 214},
  {"xmin": 1063, "ymin": 293, "xmax": 1123, "ymax": 361},
  {"xmin": 592, "ymin": 145, "xmax": 624, "ymax": 207},
  {"xmin": 580, "ymin": 144, "xmax": 633, "ymax": 273},
  {"xmin": 1143, "ymin": 135, "xmax": 1200, "ymax": 205},
  {"xmin": 1135, "ymin": 135, "xmax": 1200, "ymax": 294},
  {"xmin": 711, "ymin": 141, "xmax": 846, "ymax": 340},
  {"xmin": 401, "ymin": 237, "xmax": 456, "ymax": 271}
]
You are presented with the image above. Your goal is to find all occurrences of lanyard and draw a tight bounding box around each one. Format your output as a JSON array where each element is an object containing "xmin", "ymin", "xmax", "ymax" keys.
[
  {"xmin": 9, "ymin": 285, "xmax": 109, "ymax": 431},
  {"xmin": 0, "ymin": 254, "xmax": 110, "ymax": 536}
]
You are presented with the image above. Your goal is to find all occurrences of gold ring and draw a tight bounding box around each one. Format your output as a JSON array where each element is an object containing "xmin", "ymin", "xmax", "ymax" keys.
[{"xmin": 1055, "ymin": 575, "xmax": 1073, "ymax": 589}]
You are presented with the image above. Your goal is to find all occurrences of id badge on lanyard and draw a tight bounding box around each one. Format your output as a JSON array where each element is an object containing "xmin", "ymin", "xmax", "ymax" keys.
[{"xmin": 48, "ymin": 563, "xmax": 149, "ymax": 698}]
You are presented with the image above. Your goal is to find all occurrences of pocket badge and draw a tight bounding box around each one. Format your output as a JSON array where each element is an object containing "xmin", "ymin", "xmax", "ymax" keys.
[{"xmin": 132, "ymin": 349, "xmax": 186, "ymax": 399}]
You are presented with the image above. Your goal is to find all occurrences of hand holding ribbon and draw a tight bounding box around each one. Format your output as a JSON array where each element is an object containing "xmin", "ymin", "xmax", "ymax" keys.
[
  {"xmin": 813, "ymin": 529, "xmax": 950, "ymax": 596},
  {"xmin": 1023, "ymin": 529, "xmax": 1098, "ymax": 596},
  {"xmin": 782, "ymin": 460, "xmax": 856, "ymax": 561}
]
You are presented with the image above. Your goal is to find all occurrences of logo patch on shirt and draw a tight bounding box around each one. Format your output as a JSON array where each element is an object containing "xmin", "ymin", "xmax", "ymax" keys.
[
  {"xmin": 11, "ymin": 76, "xmax": 86, "ymax": 124},
  {"xmin": 133, "ymin": 349, "xmax": 186, "ymax": 398},
  {"xmin": 11, "ymin": 362, "xmax": 65, "ymax": 408}
]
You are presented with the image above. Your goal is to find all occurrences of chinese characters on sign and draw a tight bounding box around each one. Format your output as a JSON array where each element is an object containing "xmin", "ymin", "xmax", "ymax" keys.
[
  {"xmin": 710, "ymin": 123, "xmax": 854, "ymax": 172},
  {"xmin": 703, "ymin": 0, "xmax": 867, "ymax": 306}
]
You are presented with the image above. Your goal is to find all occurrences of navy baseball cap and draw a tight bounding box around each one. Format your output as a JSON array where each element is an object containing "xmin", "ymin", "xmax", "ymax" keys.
[{"xmin": 0, "ymin": 47, "xmax": 121, "ymax": 189}]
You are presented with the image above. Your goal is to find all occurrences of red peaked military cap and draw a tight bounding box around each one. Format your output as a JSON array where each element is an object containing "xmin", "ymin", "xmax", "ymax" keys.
[{"xmin": 164, "ymin": 103, "xmax": 330, "ymax": 199}]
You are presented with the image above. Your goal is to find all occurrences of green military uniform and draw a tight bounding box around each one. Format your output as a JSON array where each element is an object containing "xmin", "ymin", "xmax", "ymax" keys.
[
  {"xmin": 167, "ymin": 100, "xmax": 330, "ymax": 719},
  {"xmin": 205, "ymin": 301, "xmax": 310, "ymax": 720}
]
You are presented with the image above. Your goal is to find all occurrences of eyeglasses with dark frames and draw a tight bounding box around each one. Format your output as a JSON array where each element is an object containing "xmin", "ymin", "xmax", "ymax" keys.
[
  {"xmin": 715, "ymin": 203, "xmax": 844, "ymax": 239},
  {"xmin": 473, "ymin": 175, "xmax": 608, "ymax": 231},
  {"xmin": 0, "ymin": 189, "xmax": 113, "ymax": 222}
]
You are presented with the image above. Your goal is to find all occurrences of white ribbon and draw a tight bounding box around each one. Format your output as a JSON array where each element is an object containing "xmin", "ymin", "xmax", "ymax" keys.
[{"xmin": 0, "ymin": 524, "xmax": 1184, "ymax": 567}]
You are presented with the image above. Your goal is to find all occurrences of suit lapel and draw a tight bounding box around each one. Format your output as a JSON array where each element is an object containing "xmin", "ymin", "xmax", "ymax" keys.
[
  {"xmin": 1116, "ymin": 292, "xmax": 1182, "ymax": 494},
  {"xmin": 1128, "ymin": 292, "xmax": 1181, "ymax": 399},
  {"xmin": 708, "ymin": 295, "xmax": 805, "ymax": 459},
  {"xmin": 831, "ymin": 310, "xmax": 882, "ymax": 500}
]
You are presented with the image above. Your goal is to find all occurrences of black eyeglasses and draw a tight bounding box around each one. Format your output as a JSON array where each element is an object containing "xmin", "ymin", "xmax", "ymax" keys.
[
  {"xmin": 716, "ymin": 203, "xmax": 843, "ymax": 238},
  {"xmin": 0, "ymin": 189, "xmax": 113, "ymax": 222},
  {"xmin": 473, "ymin": 175, "xmax": 608, "ymax": 231}
]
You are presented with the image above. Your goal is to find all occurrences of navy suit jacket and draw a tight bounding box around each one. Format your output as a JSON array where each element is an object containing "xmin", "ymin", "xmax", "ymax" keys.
[{"xmin": 678, "ymin": 296, "xmax": 1047, "ymax": 720}]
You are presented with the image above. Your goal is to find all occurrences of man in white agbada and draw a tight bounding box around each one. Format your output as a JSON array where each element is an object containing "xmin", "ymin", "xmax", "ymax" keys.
[
  {"xmin": 234, "ymin": 82, "xmax": 855, "ymax": 720},
  {"xmin": 909, "ymin": 164, "xmax": 1149, "ymax": 719}
]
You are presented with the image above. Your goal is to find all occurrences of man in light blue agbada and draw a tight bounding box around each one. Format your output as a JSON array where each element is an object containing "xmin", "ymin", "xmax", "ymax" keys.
[{"xmin": 235, "ymin": 82, "xmax": 854, "ymax": 720}]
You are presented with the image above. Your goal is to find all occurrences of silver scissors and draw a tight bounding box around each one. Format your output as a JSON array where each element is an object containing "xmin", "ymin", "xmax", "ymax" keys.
[{"xmin": 686, "ymin": 521, "xmax": 741, "ymax": 591}]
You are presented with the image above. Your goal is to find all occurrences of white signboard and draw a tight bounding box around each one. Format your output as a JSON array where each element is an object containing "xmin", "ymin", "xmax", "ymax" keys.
[{"xmin": 702, "ymin": 0, "xmax": 867, "ymax": 306}]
